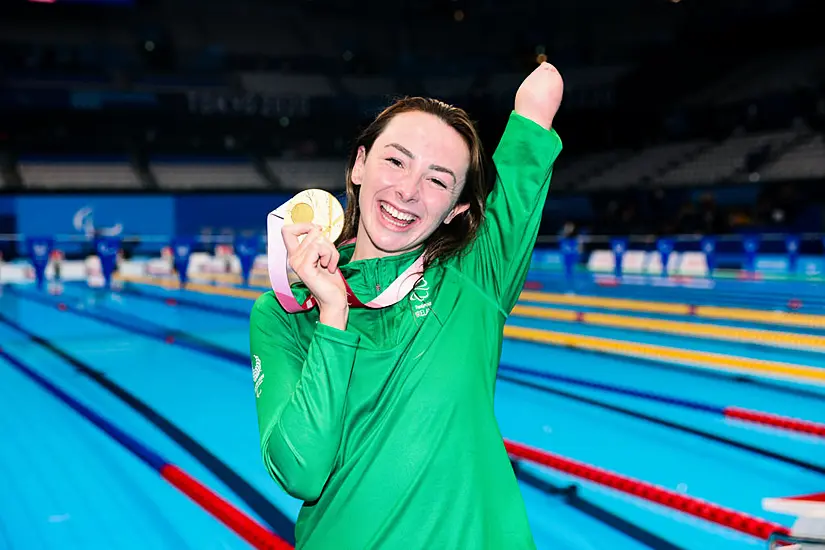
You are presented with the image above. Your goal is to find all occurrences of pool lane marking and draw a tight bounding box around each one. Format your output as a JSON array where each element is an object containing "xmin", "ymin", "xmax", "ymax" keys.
[
  {"xmin": 496, "ymin": 372, "xmax": 825, "ymax": 476},
  {"xmin": 18, "ymin": 287, "xmax": 825, "ymax": 478},
  {"xmin": 0, "ymin": 312, "xmax": 296, "ymax": 544},
  {"xmin": 518, "ymin": 291, "xmax": 825, "ymax": 330},
  {"xmin": 4, "ymin": 291, "xmax": 675, "ymax": 548},
  {"xmin": 0, "ymin": 342, "xmax": 293, "ymax": 550},
  {"xmin": 511, "ymin": 304, "xmax": 825, "ymax": 353},
  {"xmin": 112, "ymin": 279, "xmax": 825, "ymax": 388},
  {"xmin": 503, "ymin": 325, "xmax": 825, "ymax": 387}
]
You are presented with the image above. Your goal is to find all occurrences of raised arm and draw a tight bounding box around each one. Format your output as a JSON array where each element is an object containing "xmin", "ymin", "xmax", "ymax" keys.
[
  {"xmin": 463, "ymin": 63, "xmax": 564, "ymax": 313},
  {"xmin": 249, "ymin": 292, "xmax": 359, "ymax": 502}
]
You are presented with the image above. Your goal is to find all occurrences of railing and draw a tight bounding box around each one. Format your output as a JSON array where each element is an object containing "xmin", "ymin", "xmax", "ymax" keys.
[
  {"xmin": 0, "ymin": 232, "xmax": 264, "ymax": 289},
  {"xmin": 1, "ymin": 230, "xmax": 824, "ymax": 290},
  {"xmin": 533, "ymin": 231, "xmax": 825, "ymax": 282}
]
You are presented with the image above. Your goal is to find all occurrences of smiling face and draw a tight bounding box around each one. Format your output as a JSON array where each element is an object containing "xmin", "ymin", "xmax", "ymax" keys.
[{"xmin": 349, "ymin": 110, "xmax": 472, "ymax": 260}]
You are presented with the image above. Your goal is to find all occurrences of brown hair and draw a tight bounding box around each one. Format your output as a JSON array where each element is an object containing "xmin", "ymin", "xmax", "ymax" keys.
[{"xmin": 336, "ymin": 96, "xmax": 490, "ymax": 270}]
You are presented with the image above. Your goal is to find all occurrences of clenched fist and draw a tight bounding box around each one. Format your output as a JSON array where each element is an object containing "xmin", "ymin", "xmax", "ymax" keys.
[
  {"xmin": 514, "ymin": 62, "xmax": 564, "ymax": 131},
  {"xmin": 282, "ymin": 223, "xmax": 350, "ymax": 329}
]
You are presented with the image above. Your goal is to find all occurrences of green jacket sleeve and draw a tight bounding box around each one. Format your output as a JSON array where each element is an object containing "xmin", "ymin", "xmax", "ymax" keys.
[
  {"xmin": 249, "ymin": 292, "xmax": 360, "ymax": 502},
  {"xmin": 463, "ymin": 110, "xmax": 562, "ymax": 313}
]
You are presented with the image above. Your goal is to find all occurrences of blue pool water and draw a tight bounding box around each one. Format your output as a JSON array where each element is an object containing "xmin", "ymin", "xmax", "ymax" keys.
[{"xmin": 1, "ymin": 275, "xmax": 823, "ymax": 550}]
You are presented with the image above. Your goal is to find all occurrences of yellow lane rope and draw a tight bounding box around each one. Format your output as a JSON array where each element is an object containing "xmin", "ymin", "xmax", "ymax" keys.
[
  {"xmin": 117, "ymin": 275, "xmax": 264, "ymax": 300},
  {"xmin": 119, "ymin": 275, "xmax": 825, "ymax": 386},
  {"xmin": 519, "ymin": 291, "xmax": 825, "ymax": 330},
  {"xmin": 502, "ymin": 325, "xmax": 825, "ymax": 386},
  {"xmin": 510, "ymin": 305, "xmax": 825, "ymax": 353}
]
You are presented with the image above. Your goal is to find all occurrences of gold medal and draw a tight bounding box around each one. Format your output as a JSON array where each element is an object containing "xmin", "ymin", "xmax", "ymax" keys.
[{"xmin": 281, "ymin": 188, "xmax": 345, "ymax": 243}]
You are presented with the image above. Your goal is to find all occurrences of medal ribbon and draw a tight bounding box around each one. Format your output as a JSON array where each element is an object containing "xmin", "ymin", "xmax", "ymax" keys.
[{"xmin": 267, "ymin": 209, "xmax": 424, "ymax": 313}]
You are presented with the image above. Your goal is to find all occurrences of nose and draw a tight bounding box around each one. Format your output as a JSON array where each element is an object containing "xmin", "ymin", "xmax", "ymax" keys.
[{"xmin": 395, "ymin": 172, "xmax": 420, "ymax": 203}]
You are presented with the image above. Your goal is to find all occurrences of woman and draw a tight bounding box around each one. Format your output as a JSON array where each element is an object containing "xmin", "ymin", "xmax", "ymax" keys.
[{"xmin": 250, "ymin": 63, "xmax": 563, "ymax": 549}]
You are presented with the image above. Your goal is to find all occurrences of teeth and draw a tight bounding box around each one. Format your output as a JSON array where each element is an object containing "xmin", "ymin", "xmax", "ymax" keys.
[{"xmin": 381, "ymin": 203, "xmax": 416, "ymax": 223}]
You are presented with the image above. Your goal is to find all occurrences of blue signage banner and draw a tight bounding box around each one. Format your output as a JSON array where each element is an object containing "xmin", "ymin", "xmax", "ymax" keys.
[
  {"xmin": 0, "ymin": 197, "xmax": 14, "ymax": 216},
  {"xmin": 174, "ymin": 194, "xmax": 291, "ymax": 237},
  {"xmin": 15, "ymin": 195, "xmax": 174, "ymax": 254}
]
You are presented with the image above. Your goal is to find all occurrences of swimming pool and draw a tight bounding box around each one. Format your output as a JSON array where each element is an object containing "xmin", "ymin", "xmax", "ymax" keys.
[{"xmin": 1, "ymin": 273, "xmax": 822, "ymax": 549}]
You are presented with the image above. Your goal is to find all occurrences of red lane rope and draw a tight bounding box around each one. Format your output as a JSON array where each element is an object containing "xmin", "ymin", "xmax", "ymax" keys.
[
  {"xmin": 504, "ymin": 440, "xmax": 791, "ymax": 541},
  {"xmin": 725, "ymin": 407, "xmax": 825, "ymax": 438},
  {"xmin": 162, "ymin": 465, "xmax": 293, "ymax": 550}
]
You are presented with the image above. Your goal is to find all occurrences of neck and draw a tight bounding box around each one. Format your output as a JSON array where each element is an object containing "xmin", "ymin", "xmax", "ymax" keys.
[{"xmin": 350, "ymin": 227, "xmax": 390, "ymax": 262}]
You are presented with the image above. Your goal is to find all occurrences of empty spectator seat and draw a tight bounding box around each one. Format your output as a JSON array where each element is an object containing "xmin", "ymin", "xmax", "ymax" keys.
[
  {"xmin": 580, "ymin": 141, "xmax": 710, "ymax": 190},
  {"xmin": 266, "ymin": 160, "xmax": 346, "ymax": 190},
  {"xmin": 656, "ymin": 130, "xmax": 798, "ymax": 186},
  {"xmin": 757, "ymin": 134, "xmax": 825, "ymax": 181},
  {"xmin": 18, "ymin": 157, "xmax": 142, "ymax": 190},
  {"xmin": 150, "ymin": 157, "xmax": 267, "ymax": 190}
]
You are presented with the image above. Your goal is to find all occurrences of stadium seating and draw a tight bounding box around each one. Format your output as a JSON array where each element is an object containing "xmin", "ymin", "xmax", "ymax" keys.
[
  {"xmin": 551, "ymin": 150, "xmax": 631, "ymax": 191},
  {"xmin": 756, "ymin": 134, "xmax": 825, "ymax": 182},
  {"xmin": 341, "ymin": 76, "xmax": 397, "ymax": 97},
  {"xmin": 579, "ymin": 140, "xmax": 711, "ymax": 190},
  {"xmin": 239, "ymin": 73, "xmax": 337, "ymax": 97},
  {"xmin": 18, "ymin": 158, "xmax": 144, "ymax": 190},
  {"xmin": 149, "ymin": 158, "xmax": 268, "ymax": 190},
  {"xmin": 551, "ymin": 123, "xmax": 823, "ymax": 191},
  {"xmin": 682, "ymin": 47, "xmax": 825, "ymax": 106},
  {"xmin": 656, "ymin": 130, "xmax": 800, "ymax": 186},
  {"xmin": 266, "ymin": 159, "xmax": 346, "ymax": 190}
]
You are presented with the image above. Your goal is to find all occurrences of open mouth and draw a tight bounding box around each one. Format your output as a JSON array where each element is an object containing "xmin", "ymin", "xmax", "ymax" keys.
[{"xmin": 379, "ymin": 201, "xmax": 418, "ymax": 228}]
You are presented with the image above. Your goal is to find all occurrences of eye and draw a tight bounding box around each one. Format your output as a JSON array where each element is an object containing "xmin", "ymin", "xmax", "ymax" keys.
[
  {"xmin": 430, "ymin": 178, "xmax": 447, "ymax": 189},
  {"xmin": 386, "ymin": 157, "xmax": 403, "ymax": 168}
]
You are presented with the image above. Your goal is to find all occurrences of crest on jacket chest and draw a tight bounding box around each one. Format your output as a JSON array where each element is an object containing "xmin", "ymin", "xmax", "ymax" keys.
[{"xmin": 409, "ymin": 276, "xmax": 432, "ymax": 320}]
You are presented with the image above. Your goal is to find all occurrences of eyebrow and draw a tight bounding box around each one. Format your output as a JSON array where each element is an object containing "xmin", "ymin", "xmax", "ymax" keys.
[{"xmin": 385, "ymin": 142, "xmax": 457, "ymax": 184}]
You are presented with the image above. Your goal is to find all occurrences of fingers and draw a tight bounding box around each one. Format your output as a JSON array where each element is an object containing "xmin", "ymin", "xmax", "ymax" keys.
[
  {"xmin": 281, "ymin": 222, "xmax": 317, "ymax": 256},
  {"xmin": 320, "ymin": 244, "xmax": 340, "ymax": 274},
  {"xmin": 283, "ymin": 223, "xmax": 340, "ymax": 275},
  {"xmin": 304, "ymin": 230, "xmax": 339, "ymax": 274},
  {"xmin": 328, "ymin": 247, "xmax": 340, "ymax": 273}
]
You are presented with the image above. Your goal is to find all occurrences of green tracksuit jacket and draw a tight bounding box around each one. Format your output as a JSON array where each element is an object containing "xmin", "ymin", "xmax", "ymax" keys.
[{"xmin": 250, "ymin": 111, "xmax": 562, "ymax": 549}]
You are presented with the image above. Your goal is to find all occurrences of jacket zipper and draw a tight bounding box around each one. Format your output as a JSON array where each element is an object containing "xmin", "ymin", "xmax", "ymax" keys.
[{"xmin": 373, "ymin": 262, "xmax": 386, "ymax": 343}]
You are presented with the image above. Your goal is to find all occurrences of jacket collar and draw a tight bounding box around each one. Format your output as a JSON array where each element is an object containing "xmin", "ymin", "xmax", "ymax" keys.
[
  {"xmin": 287, "ymin": 241, "xmax": 425, "ymax": 304},
  {"xmin": 337, "ymin": 241, "xmax": 425, "ymax": 296}
]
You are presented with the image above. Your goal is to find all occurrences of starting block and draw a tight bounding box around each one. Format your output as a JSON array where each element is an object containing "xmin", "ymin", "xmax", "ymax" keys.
[{"xmin": 763, "ymin": 492, "xmax": 825, "ymax": 549}]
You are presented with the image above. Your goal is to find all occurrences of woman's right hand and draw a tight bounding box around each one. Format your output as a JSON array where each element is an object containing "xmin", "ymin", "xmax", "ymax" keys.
[{"xmin": 282, "ymin": 223, "xmax": 350, "ymax": 329}]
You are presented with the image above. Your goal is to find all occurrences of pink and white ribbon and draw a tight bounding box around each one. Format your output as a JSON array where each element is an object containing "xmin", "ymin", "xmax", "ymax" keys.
[{"xmin": 267, "ymin": 206, "xmax": 424, "ymax": 313}]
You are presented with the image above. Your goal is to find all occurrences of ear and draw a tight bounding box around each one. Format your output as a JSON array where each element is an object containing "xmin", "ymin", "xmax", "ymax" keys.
[
  {"xmin": 351, "ymin": 146, "xmax": 367, "ymax": 186},
  {"xmin": 444, "ymin": 202, "xmax": 470, "ymax": 224}
]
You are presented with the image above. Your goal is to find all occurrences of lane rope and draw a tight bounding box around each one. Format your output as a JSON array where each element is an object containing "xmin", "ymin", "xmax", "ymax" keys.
[
  {"xmin": 13, "ymin": 281, "xmax": 806, "ymax": 543},
  {"xmin": 500, "ymin": 364, "xmax": 825, "ymax": 438},
  {"xmin": 114, "ymin": 278, "xmax": 825, "ymax": 387},
  {"xmin": 518, "ymin": 290, "xmax": 825, "ymax": 330},
  {"xmin": 512, "ymin": 304, "xmax": 825, "ymax": 353},
  {"xmin": 505, "ymin": 440, "xmax": 791, "ymax": 541},
  {"xmin": 0, "ymin": 346, "xmax": 293, "ymax": 550}
]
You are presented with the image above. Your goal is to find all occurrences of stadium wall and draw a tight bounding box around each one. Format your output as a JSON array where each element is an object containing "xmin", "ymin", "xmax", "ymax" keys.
[{"xmin": 0, "ymin": 193, "xmax": 295, "ymax": 256}]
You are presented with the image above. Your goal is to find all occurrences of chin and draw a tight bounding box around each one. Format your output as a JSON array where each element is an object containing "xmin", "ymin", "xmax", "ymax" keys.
[
  {"xmin": 362, "ymin": 224, "xmax": 427, "ymax": 258},
  {"xmin": 368, "ymin": 228, "xmax": 422, "ymax": 254}
]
